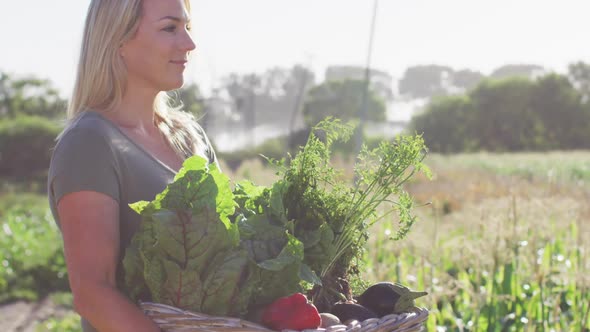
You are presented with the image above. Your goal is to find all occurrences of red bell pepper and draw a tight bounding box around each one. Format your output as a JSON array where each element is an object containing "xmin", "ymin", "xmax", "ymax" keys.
[{"xmin": 261, "ymin": 293, "xmax": 321, "ymax": 330}]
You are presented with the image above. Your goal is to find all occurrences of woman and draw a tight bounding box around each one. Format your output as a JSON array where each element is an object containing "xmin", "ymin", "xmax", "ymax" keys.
[{"xmin": 47, "ymin": 0, "xmax": 217, "ymax": 330}]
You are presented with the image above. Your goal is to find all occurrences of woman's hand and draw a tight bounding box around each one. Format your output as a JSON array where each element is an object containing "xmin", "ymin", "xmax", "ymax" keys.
[{"xmin": 58, "ymin": 191, "xmax": 161, "ymax": 332}]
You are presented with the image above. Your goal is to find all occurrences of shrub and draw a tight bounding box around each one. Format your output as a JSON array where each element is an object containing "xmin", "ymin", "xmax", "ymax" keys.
[{"xmin": 0, "ymin": 116, "xmax": 62, "ymax": 178}]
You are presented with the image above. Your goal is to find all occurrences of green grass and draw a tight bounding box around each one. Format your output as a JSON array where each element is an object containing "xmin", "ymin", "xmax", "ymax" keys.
[
  {"xmin": 35, "ymin": 293, "xmax": 81, "ymax": 332},
  {"xmin": 366, "ymin": 218, "xmax": 589, "ymax": 331},
  {"xmin": 36, "ymin": 311, "xmax": 81, "ymax": 332},
  {"xmin": 0, "ymin": 193, "xmax": 69, "ymax": 303},
  {"xmin": 426, "ymin": 151, "xmax": 590, "ymax": 185},
  {"xmin": 0, "ymin": 192, "xmax": 48, "ymax": 216},
  {"xmin": 360, "ymin": 151, "xmax": 590, "ymax": 331}
]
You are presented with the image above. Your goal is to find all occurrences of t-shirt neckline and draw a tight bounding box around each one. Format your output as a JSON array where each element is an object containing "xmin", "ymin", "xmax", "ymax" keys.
[{"xmin": 82, "ymin": 111, "xmax": 180, "ymax": 175}]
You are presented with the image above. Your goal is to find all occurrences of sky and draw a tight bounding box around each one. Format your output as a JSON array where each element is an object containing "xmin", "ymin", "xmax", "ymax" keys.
[{"xmin": 1, "ymin": 0, "xmax": 589, "ymax": 98}]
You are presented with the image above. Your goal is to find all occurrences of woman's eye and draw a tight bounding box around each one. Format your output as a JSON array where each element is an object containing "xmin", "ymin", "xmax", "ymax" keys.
[{"xmin": 163, "ymin": 25, "xmax": 190, "ymax": 32}]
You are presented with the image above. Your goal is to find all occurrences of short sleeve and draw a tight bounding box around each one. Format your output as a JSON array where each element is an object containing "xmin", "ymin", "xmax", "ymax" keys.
[{"xmin": 48, "ymin": 128, "xmax": 121, "ymax": 207}]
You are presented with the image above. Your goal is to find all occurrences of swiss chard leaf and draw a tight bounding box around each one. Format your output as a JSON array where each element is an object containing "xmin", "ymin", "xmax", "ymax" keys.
[
  {"xmin": 299, "ymin": 263, "xmax": 322, "ymax": 286},
  {"xmin": 124, "ymin": 156, "xmax": 241, "ymax": 313},
  {"xmin": 256, "ymin": 232, "xmax": 303, "ymax": 271},
  {"xmin": 268, "ymin": 180, "xmax": 289, "ymax": 224},
  {"xmin": 233, "ymin": 180, "xmax": 266, "ymax": 215},
  {"xmin": 158, "ymin": 259, "xmax": 203, "ymax": 311},
  {"xmin": 124, "ymin": 155, "xmax": 310, "ymax": 318},
  {"xmin": 201, "ymin": 249, "xmax": 258, "ymax": 317}
]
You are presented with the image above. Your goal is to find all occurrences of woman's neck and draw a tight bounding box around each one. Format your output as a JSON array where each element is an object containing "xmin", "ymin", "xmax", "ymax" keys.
[{"xmin": 105, "ymin": 83, "xmax": 160, "ymax": 136}]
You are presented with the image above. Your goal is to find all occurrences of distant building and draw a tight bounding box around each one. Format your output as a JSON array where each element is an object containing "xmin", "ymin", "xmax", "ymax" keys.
[{"xmin": 325, "ymin": 65, "xmax": 394, "ymax": 102}]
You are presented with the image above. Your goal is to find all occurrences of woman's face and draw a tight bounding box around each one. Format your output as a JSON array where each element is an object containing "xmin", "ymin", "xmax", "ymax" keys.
[{"xmin": 120, "ymin": 0, "xmax": 196, "ymax": 92}]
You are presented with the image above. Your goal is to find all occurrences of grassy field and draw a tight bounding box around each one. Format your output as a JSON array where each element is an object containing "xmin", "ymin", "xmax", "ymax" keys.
[
  {"xmin": 1, "ymin": 151, "xmax": 589, "ymax": 331},
  {"xmin": 363, "ymin": 152, "xmax": 590, "ymax": 331}
]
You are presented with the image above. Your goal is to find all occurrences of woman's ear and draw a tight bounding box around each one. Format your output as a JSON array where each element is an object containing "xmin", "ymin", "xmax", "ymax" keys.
[{"xmin": 119, "ymin": 40, "xmax": 130, "ymax": 58}]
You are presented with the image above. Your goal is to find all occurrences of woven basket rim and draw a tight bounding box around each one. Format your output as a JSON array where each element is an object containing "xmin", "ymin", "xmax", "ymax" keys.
[{"xmin": 141, "ymin": 302, "xmax": 429, "ymax": 332}]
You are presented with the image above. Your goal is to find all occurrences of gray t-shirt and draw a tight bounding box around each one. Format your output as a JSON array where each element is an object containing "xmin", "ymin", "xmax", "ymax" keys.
[{"xmin": 47, "ymin": 110, "xmax": 218, "ymax": 331}]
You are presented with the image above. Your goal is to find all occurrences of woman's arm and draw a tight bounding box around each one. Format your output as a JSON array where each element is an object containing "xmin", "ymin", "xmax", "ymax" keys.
[{"xmin": 57, "ymin": 191, "xmax": 161, "ymax": 332}]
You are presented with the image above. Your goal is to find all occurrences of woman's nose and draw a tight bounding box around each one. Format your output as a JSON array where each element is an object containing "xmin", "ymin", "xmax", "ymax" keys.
[{"xmin": 182, "ymin": 30, "xmax": 197, "ymax": 52}]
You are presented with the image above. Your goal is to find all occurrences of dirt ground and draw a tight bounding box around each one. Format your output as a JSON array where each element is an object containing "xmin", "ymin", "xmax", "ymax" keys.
[{"xmin": 0, "ymin": 297, "xmax": 72, "ymax": 332}]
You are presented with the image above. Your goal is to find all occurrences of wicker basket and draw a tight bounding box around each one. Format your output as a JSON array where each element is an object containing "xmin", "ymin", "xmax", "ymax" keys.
[{"xmin": 141, "ymin": 302, "xmax": 429, "ymax": 332}]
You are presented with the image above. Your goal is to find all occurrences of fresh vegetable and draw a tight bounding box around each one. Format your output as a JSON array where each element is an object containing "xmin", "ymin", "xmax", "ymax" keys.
[
  {"xmin": 330, "ymin": 302, "xmax": 378, "ymax": 322},
  {"xmin": 122, "ymin": 157, "xmax": 306, "ymax": 318},
  {"xmin": 319, "ymin": 313, "xmax": 341, "ymax": 328},
  {"xmin": 122, "ymin": 118, "xmax": 428, "ymax": 320},
  {"xmin": 267, "ymin": 119, "xmax": 430, "ymax": 311},
  {"xmin": 261, "ymin": 293, "xmax": 321, "ymax": 330},
  {"xmin": 357, "ymin": 282, "xmax": 428, "ymax": 316}
]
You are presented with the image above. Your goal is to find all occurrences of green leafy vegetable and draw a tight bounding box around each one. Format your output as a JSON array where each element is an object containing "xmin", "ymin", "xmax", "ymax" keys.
[{"xmin": 123, "ymin": 157, "xmax": 309, "ymax": 318}]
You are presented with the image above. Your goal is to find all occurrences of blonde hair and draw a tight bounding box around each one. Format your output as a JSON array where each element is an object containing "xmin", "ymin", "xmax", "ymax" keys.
[{"xmin": 62, "ymin": 0, "xmax": 208, "ymax": 160}]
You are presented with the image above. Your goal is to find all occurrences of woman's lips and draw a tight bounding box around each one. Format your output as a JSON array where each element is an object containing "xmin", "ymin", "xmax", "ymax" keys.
[{"xmin": 171, "ymin": 60, "xmax": 187, "ymax": 66}]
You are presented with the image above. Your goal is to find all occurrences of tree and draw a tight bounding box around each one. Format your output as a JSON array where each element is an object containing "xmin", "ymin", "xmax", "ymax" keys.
[
  {"xmin": 252, "ymin": 66, "xmax": 315, "ymax": 126},
  {"xmin": 222, "ymin": 73, "xmax": 261, "ymax": 128},
  {"xmin": 219, "ymin": 66, "xmax": 316, "ymax": 132},
  {"xmin": 452, "ymin": 69, "xmax": 485, "ymax": 91},
  {"xmin": 469, "ymin": 78, "xmax": 538, "ymax": 151},
  {"xmin": 409, "ymin": 72, "xmax": 590, "ymax": 152},
  {"xmin": 302, "ymin": 79, "xmax": 386, "ymax": 127},
  {"xmin": 411, "ymin": 95, "xmax": 475, "ymax": 153},
  {"xmin": 398, "ymin": 65, "xmax": 453, "ymax": 99},
  {"xmin": 489, "ymin": 64, "xmax": 545, "ymax": 80},
  {"xmin": 530, "ymin": 74, "xmax": 589, "ymax": 149},
  {"xmin": 0, "ymin": 72, "xmax": 66, "ymax": 119},
  {"xmin": 568, "ymin": 61, "xmax": 590, "ymax": 103}
]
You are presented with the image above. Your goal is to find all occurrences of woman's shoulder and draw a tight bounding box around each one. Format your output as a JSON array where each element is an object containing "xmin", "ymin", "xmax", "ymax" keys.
[
  {"xmin": 51, "ymin": 111, "xmax": 120, "ymax": 166},
  {"xmin": 64, "ymin": 110, "xmax": 115, "ymax": 134},
  {"xmin": 55, "ymin": 111, "xmax": 117, "ymax": 148},
  {"xmin": 47, "ymin": 112, "xmax": 123, "ymax": 216}
]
